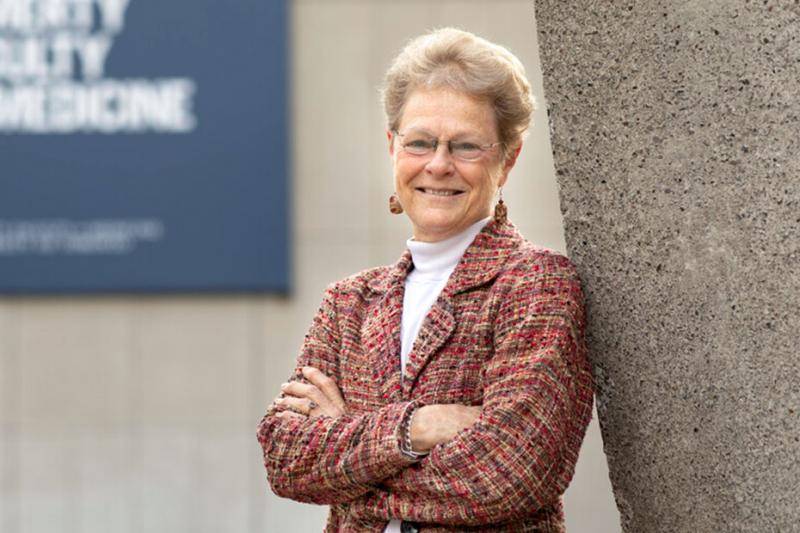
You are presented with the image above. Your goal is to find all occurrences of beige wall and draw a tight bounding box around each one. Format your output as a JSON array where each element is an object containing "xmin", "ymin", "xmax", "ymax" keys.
[{"xmin": 0, "ymin": 1, "xmax": 620, "ymax": 532}]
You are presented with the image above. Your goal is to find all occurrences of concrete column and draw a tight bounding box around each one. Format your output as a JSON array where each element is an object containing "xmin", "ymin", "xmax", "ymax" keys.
[{"xmin": 534, "ymin": 2, "xmax": 799, "ymax": 531}]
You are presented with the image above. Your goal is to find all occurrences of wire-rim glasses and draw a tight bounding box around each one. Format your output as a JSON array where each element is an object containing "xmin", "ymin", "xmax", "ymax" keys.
[{"xmin": 393, "ymin": 130, "xmax": 502, "ymax": 162}]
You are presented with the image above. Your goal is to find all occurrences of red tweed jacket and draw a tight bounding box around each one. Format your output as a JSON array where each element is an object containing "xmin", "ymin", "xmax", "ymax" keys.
[{"xmin": 257, "ymin": 220, "xmax": 594, "ymax": 532}]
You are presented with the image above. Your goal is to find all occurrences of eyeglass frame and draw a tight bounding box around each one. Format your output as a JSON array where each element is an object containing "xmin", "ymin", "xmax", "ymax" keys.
[{"xmin": 391, "ymin": 129, "xmax": 504, "ymax": 162}]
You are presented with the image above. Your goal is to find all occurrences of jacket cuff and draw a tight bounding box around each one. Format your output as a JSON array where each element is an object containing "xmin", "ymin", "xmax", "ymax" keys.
[
  {"xmin": 398, "ymin": 403, "xmax": 430, "ymax": 460},
  {"xmin": 354, "ymin": 401, "xmax": 424, "ymax": 483}
]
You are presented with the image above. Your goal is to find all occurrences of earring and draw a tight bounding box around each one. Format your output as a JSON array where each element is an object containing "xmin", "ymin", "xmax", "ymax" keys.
[
  {"xmin": 389, "ymin": 194, "xmax": 404, "ymax": 215},
  {"xmin": 494, "ymin": 189, "xmax": 507, "ymax": 225}
]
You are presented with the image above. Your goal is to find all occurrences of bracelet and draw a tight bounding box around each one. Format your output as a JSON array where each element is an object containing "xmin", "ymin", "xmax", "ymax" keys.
[{"xmin": 399, "ymin": 405, "xmax": 429, "ymax": 459}]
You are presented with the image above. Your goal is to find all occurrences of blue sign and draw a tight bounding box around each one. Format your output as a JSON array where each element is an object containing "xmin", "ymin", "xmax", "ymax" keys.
[{"xmin": 0, "ymin": 0, "xmax": 289, "ymax": 293}]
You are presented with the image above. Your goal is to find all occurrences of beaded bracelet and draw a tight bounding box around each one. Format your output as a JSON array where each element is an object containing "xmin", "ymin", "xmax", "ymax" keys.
[{"xmin": 399, "ymin": 406, "xmax": 429, "ymax": 459}]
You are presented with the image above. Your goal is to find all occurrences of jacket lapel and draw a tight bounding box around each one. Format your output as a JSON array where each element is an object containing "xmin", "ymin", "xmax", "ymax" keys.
[
  {"xmin": 401, "ymin": 293, "xmax": 456, "ymax": 397},
  {"xmin": 401, "ymin": 220, "xmax": 524, "ymax": 394},
  {"xmin": 364, "ymin": 251, "xmax": 411, "ymax": 404},
  {"xmin": 366, "ymin": 220, "xmax": 525, "ymax": 399}
]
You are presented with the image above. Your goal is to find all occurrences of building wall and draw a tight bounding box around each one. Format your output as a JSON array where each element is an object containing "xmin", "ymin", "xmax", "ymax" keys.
[{"xmin": 0, "ymin": 1, "xmax": 620, "ymax": 531}]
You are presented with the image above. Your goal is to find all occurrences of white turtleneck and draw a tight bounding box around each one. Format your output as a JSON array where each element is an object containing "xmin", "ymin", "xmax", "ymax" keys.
[
  {"xmin": 400, "ymin": 217, "xmax": 490, "ymax": 372},
  {"xmin": 384, "ymin": 216, "xmax": 490, "ymax": 533}
]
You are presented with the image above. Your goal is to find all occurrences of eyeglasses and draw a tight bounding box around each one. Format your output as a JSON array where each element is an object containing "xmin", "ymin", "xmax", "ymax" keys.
[{"xmin": 393, "ymin": 130, "xmax": 502, "ymax": 162}]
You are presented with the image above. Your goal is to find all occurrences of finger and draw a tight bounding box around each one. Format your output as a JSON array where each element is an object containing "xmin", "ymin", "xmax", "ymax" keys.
[
  {"xmin": 271, "ymin": 395, "xmax": 294, "ymax": 412},
  {"xmin": 276, "ymin": 395, "xmax": 318, "ymax": 415},
  {"xmin": 281, "ymin": 381, "xmax": 326, "ymax": 415},
  {"xmin": 276, "ymin": 410, "xmax": 305, "ymax": 420},
  {"xmin": 302, "ymin": 367, "xmax": 346, "ymax": 411},
  {"xmin": 281, "ymin": 381, "xmax": 326, "ymax": 406}
]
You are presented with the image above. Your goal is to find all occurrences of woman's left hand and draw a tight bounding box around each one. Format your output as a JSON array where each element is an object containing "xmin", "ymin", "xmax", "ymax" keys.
[{"xmin": 274, "ymin": 366, "xmax": 347, "ymax": 419}]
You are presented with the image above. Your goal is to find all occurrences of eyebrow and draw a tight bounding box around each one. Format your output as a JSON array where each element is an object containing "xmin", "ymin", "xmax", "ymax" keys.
[{"xmin": 401, "ymin": 127, "xmax": 484, "ymax": 140}]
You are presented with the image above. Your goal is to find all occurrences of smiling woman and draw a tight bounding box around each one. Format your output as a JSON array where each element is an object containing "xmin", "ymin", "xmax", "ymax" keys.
[
  {"xmin": 388, "ymin": 87, "xmax": 513, "ymax": 243},
  {"xmin": 257, "ymin": 27, "xmax": 594, "ymax": 533}
]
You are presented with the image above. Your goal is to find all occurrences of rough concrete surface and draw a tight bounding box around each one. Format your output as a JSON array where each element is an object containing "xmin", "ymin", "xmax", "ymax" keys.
[{"xmin": 534, "ymin": 2, "xmax": 799, "ymax": 532}]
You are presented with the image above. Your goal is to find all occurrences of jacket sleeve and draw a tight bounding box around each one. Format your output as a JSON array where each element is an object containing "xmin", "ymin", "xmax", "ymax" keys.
[
  {"xmin": 256, "ymin": 284, "xmax": 421, "ymax": 505},
  {"xmin": 347, "ymin": 254, "xmax": 595, "ymax": 526}
]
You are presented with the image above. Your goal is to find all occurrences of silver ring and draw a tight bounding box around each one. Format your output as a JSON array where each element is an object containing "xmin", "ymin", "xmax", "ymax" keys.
[{"xmin": 308, "ymin": 400, "xmax": 318, "ymax": 411}]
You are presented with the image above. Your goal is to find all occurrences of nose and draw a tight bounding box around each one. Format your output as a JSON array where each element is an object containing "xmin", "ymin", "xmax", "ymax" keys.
[{"xmin": 424, "ymin": 142, "xmax": 455, "ymax": 176}]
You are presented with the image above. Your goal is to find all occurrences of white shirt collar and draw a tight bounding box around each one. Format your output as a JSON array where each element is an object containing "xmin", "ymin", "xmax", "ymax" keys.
[{"xmin": 406, "ymin": 217, "xmax": 491, "ymax": 281}]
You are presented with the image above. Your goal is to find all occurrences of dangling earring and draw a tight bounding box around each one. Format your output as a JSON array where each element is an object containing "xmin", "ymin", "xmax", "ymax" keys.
[
  {"xmin": 494, "ymin": 188, "xmax": 507, "ymax": 225},
  {"xmin": 389, "ymin": 194, "xmax": 403, "ymax": 214}
]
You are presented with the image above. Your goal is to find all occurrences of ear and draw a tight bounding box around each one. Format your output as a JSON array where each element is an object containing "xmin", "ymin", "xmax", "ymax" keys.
[
  {"xmin": 498, "ymin": 142, "xmax": 523, "ymax": 188},
  {"xmin": 387, "ymin": 129, "xmax": 395, "ymax": 157}
]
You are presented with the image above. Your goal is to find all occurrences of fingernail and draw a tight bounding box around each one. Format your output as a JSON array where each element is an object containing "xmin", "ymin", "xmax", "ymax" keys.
[{"xmin": 280, "ymin": 383, "xmax": 288, "ymax": 390}]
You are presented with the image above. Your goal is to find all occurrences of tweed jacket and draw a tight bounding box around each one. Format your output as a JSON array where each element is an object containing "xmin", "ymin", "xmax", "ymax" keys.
[{"xmin": 257, "ymin": 220, "xmax": 594, "ymax": 532}]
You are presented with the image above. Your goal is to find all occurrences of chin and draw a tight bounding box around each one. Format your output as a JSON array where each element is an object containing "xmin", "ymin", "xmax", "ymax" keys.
[{"xmin": 413, "ymin": 221, "xmax": 465, "ymax": 241}]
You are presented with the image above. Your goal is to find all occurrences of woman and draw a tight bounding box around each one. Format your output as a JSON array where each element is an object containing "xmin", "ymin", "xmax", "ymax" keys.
[{"xmin": 257, "ymin": 28, "xmax": 594, "ymax": 532}]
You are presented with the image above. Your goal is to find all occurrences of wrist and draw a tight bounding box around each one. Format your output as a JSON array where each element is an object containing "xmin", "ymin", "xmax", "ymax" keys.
[
  {"xmin": 400, "ymin": 405, "xmax": 430, "ymax": 459},
  {"xmin": 409, "ymin": 405, "xmax": 433, "ymax": 452}
]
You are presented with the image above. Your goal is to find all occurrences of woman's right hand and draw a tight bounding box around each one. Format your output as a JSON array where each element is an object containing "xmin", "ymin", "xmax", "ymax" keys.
[
  {"xmin": 409, "ymin": 404, "xmax": 481, "ymax": 453},
  {"xmin": 274, "ymin": 366, "xmax": 347, "ymax": 420}
]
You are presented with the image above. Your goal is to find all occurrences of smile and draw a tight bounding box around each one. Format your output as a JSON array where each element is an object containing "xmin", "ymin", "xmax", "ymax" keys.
[{"xmin": 417, "ymin": 188, "xmax": 464, "ymax": 197}]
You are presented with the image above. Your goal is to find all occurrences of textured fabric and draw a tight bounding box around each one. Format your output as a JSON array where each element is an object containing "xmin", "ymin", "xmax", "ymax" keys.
[
  {"xmin": 389, "ymin": 218, "xmax": 490, "ymax": 533},
  {"xmin": 402, "ymin": 217, "xmax": 489, "ymax": 372},
  {"xmin": 256, "ymin": 219, "xmax": 594, "ymax": 532}
]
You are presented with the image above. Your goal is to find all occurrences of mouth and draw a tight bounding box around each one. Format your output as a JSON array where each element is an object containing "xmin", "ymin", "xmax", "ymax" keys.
[{"xmin": 416, "ymin": 187, "xmax": 465, "ymax": 197}]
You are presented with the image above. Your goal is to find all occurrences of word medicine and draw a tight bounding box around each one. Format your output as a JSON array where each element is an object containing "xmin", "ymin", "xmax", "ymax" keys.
[{"xmin": 0, "ymin": 0, "xmax": 197, "ymax": 133}]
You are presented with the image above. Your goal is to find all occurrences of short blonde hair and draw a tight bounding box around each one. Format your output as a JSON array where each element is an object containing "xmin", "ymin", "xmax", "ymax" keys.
[{"xmin": 381, "ymin": 28, "xmax": 536, "ymax": 157}]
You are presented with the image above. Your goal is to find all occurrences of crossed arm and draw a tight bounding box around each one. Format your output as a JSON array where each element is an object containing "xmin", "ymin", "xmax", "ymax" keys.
[
  {"xmin": 274, "ymin": 366, "xmax": 480, "ymax": 453},
  {"xmin": 257, "ymin": 262, "xmax": 593, "ymax": 525},
  {"xmin": 256, "ymin": 285, "xmax": 480, "ymax": 506}
]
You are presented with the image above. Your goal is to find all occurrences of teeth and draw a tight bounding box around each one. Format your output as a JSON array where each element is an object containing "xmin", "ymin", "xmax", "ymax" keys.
[{"xmin": 423, "ymin": 189, "xmax": 459, "ymax": 196}]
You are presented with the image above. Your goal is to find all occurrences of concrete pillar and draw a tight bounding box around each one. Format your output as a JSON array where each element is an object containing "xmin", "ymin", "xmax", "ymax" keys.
[{"xmin": 534, "ymin": 2, "xmax": 799, "ymax": 531}]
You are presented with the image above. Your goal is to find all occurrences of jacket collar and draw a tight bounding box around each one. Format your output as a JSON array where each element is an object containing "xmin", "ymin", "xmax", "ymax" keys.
[
  {"xmin": 366, "ymin": 219, "xmax": 523, "ymax": 296},
  {"xmin": 365, "ymin": 220, "xmax": 524, "ymax": 399}
]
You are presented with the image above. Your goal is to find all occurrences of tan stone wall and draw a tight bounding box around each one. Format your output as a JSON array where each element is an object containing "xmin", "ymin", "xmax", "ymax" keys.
[
  {"xmin": 536, "ymin": 1, "xmax": 800, "ymax": 531},
  {"xmin": 0, "ymin": 1, "xmax": 619, "ymax": 531}
]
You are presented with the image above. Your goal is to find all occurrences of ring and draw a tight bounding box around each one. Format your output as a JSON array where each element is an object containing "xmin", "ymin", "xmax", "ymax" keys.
[{"xmin": 308, "ymin": 400, "xmax": 318, "ymax": 411}]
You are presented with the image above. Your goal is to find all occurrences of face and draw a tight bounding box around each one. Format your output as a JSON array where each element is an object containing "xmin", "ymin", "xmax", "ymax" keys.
[{"xmin": 388, "ymin": 87, "xmax": 519, "ymax": 242}]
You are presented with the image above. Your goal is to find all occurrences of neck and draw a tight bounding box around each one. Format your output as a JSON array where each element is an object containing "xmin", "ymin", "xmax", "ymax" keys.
[{"xmin": 406, "ymin": 217, "xmax": 490, "ymax": 280}]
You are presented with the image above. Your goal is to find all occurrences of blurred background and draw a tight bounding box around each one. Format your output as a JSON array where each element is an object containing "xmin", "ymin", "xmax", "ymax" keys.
[{"xmin": 0, "ymin": 0, "xmax": 621, "ymax": 531}]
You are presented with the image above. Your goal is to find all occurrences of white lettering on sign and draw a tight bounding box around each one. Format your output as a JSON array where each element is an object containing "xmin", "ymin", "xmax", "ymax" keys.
[
  {"xmin": 0, "ymin": 0, "xmax": 197, "ymax": 133},
  {"xmin": 0, "ymin": 79, "xmax": 196, "ymax": 132},
  {"xmin": 0, "ymin": 219, "xmax": 165, "ymax": 255}
]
